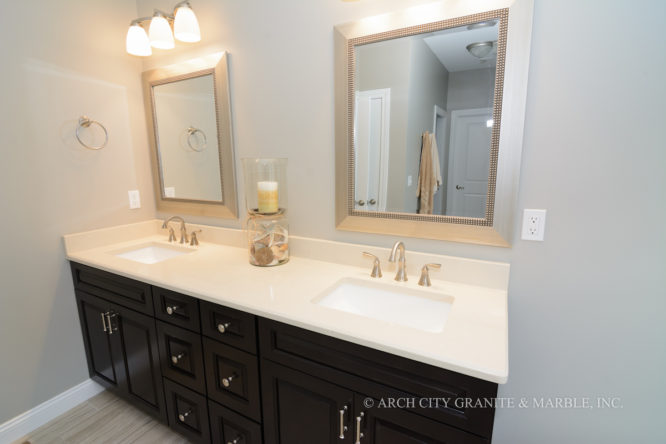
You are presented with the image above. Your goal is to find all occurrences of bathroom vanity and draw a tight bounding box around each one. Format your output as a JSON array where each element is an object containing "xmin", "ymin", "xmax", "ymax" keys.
[{"xmin": 65, "ymin": 220, "xmax": 508, "ymax": 444}]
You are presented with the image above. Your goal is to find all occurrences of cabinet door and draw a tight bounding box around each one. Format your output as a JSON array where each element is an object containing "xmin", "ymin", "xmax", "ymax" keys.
[
  {"xmin": 262, "ymin": 360, "xmax": 354, "ymax": 443},
  {"xmin": 110, "ymin": 304, "xmax": 167, "ymax": 422},
  {"xmin": 353, "ymin": 394, "xmax": 488, "ymax": 444},
  {"xmin": 75, "ymin": 290, "xmax": 123, "ymax": 388}
]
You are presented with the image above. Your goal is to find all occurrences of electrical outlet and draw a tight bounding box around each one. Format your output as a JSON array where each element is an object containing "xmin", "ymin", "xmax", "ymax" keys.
[
  {"xmin": 128, "ymin": 190, "xmax": 141, "ymax": 209},
  {"xmin": 164, "ymin": 187, "xmax": 176, "ymax": 198},
  {"xmin": 521, "ymin": 209, "xmax": 546, "ymax": 241}
]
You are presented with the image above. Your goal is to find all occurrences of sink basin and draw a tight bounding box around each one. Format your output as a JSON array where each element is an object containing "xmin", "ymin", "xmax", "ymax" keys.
[
  {"xmin": 314, "ymin": 278, "xmax": 453, "ymax": 333},
  {"xmin": 113, "ymin": 242, "xmax": 194, "ymax": 264}
]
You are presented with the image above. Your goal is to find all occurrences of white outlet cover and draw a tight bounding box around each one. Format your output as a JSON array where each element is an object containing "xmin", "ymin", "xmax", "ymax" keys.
[
  {"xmin": 128, "ymin": 190, "xmax": 141, "ymax": 209},
  {"xmin": 164, "ymin": 187, "xmax": 176, "ymax": 198},
  {"xmin": 521, "ymin": 209, "xmax": 546, "ymax": 241}
]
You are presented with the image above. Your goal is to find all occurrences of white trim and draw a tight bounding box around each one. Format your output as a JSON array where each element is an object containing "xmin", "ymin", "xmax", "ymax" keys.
[
  {"xmin": 432, "ymin": 104, "xmax": 446, "ymax": 137},
  {"xmin": 0, "ymin": 379, "xmax": 105, "ymax": 443}
]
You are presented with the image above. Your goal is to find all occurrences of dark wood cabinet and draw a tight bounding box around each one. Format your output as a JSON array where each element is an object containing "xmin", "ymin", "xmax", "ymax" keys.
[
  {"xmin": 261, "ymin": 360, "xmax": 354, "ymax": 444},
  {"xmin": 71, "ymin": 262, "xmax": 499, "ymax": 444},
  {"xmin": 75, "ymin": 290, "xmax": 167, "ymax": 422}
]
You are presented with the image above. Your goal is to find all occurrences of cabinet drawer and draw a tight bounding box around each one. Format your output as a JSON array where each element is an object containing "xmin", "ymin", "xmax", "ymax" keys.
[
  {"xmin": 154, "ymin": 287, "xmax": 200, "ymax": 332},
  {"xmin": 204, "ymin": 337, "xmax": 261, "ymax": 422},
  {"xmin": 258, "ymin": 318, "xmax": 498, "ymax": 438},
  {"xmin": 201, "ymin": 300, "xmax": 257, "ymax": 354},
  {"xmin": 164, "ymin": 379, "xmax": 211, "ymax": 444},
  {"xmin": 157, "ymin": 321, "xmax": 206, "ymax": 394},
  {"xmin": 209, "ymin": 400, "xmax": 262, "ymax": 444},
  {"xmin": 70, "ymin": 262, "xmax": 153, "ymax": 315}
]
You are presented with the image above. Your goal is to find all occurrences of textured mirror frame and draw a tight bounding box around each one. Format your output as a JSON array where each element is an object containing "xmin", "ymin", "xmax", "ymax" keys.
[
  {"xmin": 142, "ymin": 52, "xmax": 238, "ymax": 219},
  {"xmin": 334, "ymin": 0, "xmax": 533, "ymax": 246}
]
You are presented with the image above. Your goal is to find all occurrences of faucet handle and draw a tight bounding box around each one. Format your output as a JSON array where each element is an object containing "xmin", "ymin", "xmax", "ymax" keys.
[
  {"xmin": 190, "ymin": 229, "xmax": 202, "ymax": 246},
  {"xmin": 167, "ymin": 226, "xmax": 176, "ymax": 243},
  {"xmin": 362, "ymin": 252, "xmax": 382, "ymax": 278},
  {"xmin": 418, "ymin": 263, "xmax": 441, "ymax": 287}
]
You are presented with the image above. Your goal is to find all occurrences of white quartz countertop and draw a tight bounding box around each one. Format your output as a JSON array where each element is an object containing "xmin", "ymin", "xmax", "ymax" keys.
[{"xmin": 64, "ymin": 220, "xmax": 509, "ymax": 383}]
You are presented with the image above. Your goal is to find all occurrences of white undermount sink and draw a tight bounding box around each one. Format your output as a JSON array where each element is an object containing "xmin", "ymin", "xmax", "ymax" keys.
[
  {"xmin": 314, "ymin": 277, "xmax": 453, "ymax": 333},
  {"xmin": 113, "ymin": 242, "xmax": 194, "ymax": 264}
]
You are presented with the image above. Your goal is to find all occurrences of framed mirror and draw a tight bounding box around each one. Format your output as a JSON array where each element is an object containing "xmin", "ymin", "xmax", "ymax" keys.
[
  {"xmin": 335, "ymin": 0, "xmax": 533, "ymax": 246},
  {"xmin": 142, "ymin": 52, "xmax": 238, "ymax": 218}
]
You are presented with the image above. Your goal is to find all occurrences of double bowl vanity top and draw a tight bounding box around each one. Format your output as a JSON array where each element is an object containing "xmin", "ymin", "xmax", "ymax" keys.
[{"xmin": 64, "ymin": 219, "xmax": 509, "ymax": 383}]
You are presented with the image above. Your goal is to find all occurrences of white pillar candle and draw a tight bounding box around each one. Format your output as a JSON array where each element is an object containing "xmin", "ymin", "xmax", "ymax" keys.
[{"xmin": 257, "ymin": 181, "xmax": 279, "ymax": 213}]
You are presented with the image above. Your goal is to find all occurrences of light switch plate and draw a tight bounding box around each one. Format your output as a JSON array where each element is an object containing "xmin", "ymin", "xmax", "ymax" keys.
[
  {"xmin": 521, "ymin": 209, "xmax": 546, "ymax": 241},
  {"xmin": 164, "ymin": 187, "xmax": 176, "ymax": 198},
  {"xmin": 128, "ymin": 190, "xmax": 141, "ymax": 209}
]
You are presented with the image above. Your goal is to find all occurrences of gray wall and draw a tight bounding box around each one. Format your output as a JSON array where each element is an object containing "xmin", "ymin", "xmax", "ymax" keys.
[
  {"xmin": 0, "ymin": 0, "xmax": 155, "ymax": 424},
  {"xmin": 405, "ymin": 39, "xmax": 449, "ymax": 213},
  {"xmin": 356, "ymin": 38, "xmax": 411, "ymax": 212},
  {"xmin": 0, "ymin": 1, "xmax": 664, "ymax": 442}
]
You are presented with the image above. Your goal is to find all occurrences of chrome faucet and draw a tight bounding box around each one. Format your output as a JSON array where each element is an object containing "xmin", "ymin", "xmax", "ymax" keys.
[
  {"xmin": 162, "ymin": 216, "xmax": 188, "ymax": 244},
  {"xmin": 388, "ymin": 241, "xmax": 407, "ymax": 282}
]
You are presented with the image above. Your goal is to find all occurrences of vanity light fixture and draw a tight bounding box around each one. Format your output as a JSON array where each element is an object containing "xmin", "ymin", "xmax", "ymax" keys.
[{"xmin": 126, "ymin": 1, "xmax": 201, "ymax": 56}]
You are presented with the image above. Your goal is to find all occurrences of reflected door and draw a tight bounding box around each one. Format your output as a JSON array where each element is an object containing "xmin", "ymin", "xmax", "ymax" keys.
[
  {"xmin": 446, "ymin": 108, "xmax": 492, "ymax": 217},
  {"xmin": 354, "ymin": 89, "xmax": 390, "ymax": 211}
]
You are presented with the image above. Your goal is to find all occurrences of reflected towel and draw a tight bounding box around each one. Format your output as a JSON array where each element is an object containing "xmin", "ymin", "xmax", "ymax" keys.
[{"xmin": 417, "ymin": 131, "xmax": 440, "ymax": 214}]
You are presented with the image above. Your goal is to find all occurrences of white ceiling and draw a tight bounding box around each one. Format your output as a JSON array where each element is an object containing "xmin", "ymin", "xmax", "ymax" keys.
[{"xmin": 423, "ymin": 22, "xmax": 499, "ymax": 72}]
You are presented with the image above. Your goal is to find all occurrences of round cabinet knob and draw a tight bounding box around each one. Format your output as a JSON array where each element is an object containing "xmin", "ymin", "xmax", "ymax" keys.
[
  {"xmin": 222, "ymin": 374, "xmax": 236, "ymax": 388},
  {"xmin": 166, "ymin": 305, "xmax": 178, "ymax": 315},
  {"xmin": 356, "ymin": 200, "xmax": 365, "ymax": 206},
  {"xmin": 178, "ymin": 409, "xmax": 191, "ymax": 422},
  {"xmin": 456, "ymin": 185, "xmax": 465, "ymax": 190},
  {"xmin": 217, "ymin": 322, "xmax": 230, "ymax": 334},
  {"xmin": 227, "ymin": 437, "xmax": 241, "ymax": 444},
  {"xmin": 171, "ymin": 352, "xmax": 185, "ymax": 364},
  {"xmin": 368, "ymin": 199, "xmax": 376, "ymax": 205}
]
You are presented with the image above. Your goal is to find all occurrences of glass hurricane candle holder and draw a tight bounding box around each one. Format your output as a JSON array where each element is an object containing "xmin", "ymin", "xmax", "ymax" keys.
[{"xmin": 242, "ymin": 158, "xmax": 289, "ymax": 266}]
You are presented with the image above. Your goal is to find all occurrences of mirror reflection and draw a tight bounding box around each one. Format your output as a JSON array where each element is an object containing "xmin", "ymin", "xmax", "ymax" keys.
[
  {"xmin": 153, "ymin": 74, "xmax": 223, "ymax": 202},
  {"xmin": 354, "ymin": 20, "xmax": 498, "ymax": 217}
]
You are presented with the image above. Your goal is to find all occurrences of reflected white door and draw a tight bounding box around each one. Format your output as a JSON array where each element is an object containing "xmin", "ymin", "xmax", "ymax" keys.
[
  {"xmin": 446, "ymin": 108, "xmax": 492, "ymax": 217},
  {"xmin": 354, "ymin": 89, "xmax": 390, "ymax": 211}
]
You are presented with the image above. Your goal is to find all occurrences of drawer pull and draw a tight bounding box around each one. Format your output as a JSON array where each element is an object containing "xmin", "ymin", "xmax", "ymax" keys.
[
  {"xmin": 217, "ymin": 322, "xmax": 230, "ymax": 333},
  {"xmin": 355, "ymin": 412, "xmax": 365, "ymax": 444},
  {"xmin": 339, "ymin": 405, "xmax": 348, "ymax": 439},
  {"xmin": 178, "ymin": 408, "xmax": 192, "ymax": 422},
  {"xmin": 166, "ymin": 305, "xmax": 179, "ymax": 315},
  {"xmin": 227, "ymin": 437, "xmax": 241, "ymax": 444},
  {"xmin": 101, "ymin": 312, "xmax": 107, "ymax": 332},
  {"xmin": 222, "ymin": 373, "xmax": 237, "ymax": 388},
  {"xmin": 171, "ymin": 352, "xmax": 186, "ymax": 364}
]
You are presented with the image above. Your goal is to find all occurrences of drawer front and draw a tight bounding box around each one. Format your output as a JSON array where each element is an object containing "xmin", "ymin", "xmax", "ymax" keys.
[
  {"xmin": 201, "ymin": 300, "xmax": 257, "ymax": 354},
  {"xmin": 70, "ymin": 262, "xmax": 153, "ymax": 315},
  {"xmin": 204, "ymin": 337, "xmax": 261, "ymax": 422},
  {"xmin": 154, "ymin": 287, "xmax": 201, "ymax": 332},
  {"xmin": 157, "ymin": 321, "xmax": 206, "ymax": 394},
  {"xmin": 209, "ymin": 400, "xmax": 263, "ymax": 444},
  {"xmin": 258, "ymin": 318, "xmax": 497, "ymax": 438},
  {"xmin": 164, "ymin": 379, "xmax": 211, "ymax": 444}
]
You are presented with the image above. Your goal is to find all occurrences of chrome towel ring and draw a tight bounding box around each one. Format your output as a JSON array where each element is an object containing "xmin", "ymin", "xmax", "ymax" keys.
[
  {"xmin": 186, "ymin": 126, "xmax": 207, "ymax": 152},
  {"xmin": 76, "ymin": 116, "xmax": 108, "ymax": 150}
]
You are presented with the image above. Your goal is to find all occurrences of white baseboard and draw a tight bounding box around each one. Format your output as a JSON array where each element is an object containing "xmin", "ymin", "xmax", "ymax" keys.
[{"xmin": 0, "ymin": 379, "xmax": 105, "ymax": 444}]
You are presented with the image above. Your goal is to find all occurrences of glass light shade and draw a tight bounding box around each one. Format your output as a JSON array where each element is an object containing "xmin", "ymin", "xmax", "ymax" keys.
[
  {"xmin": 149, "ymin": 15, "xmax": 175, "ymax": 49},
  {"xmin": 466, "ymin": 41, "xmax": 494, "ymax": 59},
  {"xmin": 174, "ymin": 6, "xmax": 201, "ymax": 42},
  {"xmin": 126, "ymin": 24, "xmax": 152, "ymax": 56}
]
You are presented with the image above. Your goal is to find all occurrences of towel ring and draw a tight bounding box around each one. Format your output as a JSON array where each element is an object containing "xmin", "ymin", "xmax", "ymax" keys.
[
  {"xmin": 186, "ymin": 127, "xmax": 207, "ymax": 152},
  {"xmin": 76, "ymin": 116, "xmax": 108, "ymax": 150}
]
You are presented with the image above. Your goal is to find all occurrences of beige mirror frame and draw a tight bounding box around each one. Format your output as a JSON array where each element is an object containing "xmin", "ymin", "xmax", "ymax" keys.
[
  {"xmin": 334, "ymin": 0, "xmax": 533, "ymax": 246},
  {"xmin": 142, "ymin": 52, "xmax": 238, "ymax": 219}
]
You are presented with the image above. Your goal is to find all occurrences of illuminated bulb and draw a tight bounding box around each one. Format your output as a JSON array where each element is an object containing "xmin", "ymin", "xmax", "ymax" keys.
[
  {"xmin": 486, "ymin": 119, "xmax": 494, "ymax": 128},
  {"xmin": 174, "ymin": 4, "xmax": 201, "ymax": 42},
  {"xmin": 126, "ymin": 24, "xmax": 152, "ymax": 56},
  {"xmin": 149, "ymin": 14, "xmax": 175, "ymax": 49}
]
